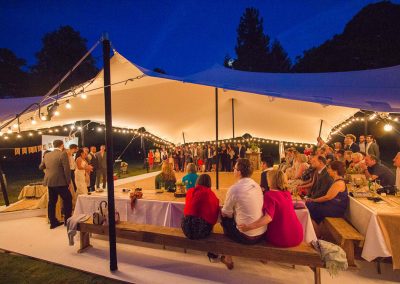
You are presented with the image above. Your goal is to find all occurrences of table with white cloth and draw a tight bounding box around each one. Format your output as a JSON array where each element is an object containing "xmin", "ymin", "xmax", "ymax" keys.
[
  {"xmin": 73, "ymin": 190, "xmax": 317, "ymax": 243},
  {"xmin": 347, "ymin": 195, "xmax": 400, "ymax": 269},
  {"xmin": 18, "ymin": 184, "xmax": 47, "ymax": 200}
]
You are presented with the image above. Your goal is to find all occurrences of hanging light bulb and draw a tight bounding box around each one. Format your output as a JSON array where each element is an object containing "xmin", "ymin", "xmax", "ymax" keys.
[
  {"xmin": 38, "ymin": 131, "xmax": 43, "ymax": 135},
  {"xmin": 54, "ymin": 110, "xmax": 60, "ymax": 116},
  {"xmin": 63, "ymin": 127, "xmax": 68, "ymax": 131},
  {"xmin": 12, "ymin": 123, "xmax": 18, "ymax": 129},
  {"xmin": 394, "ymin": 117, "xmax": 399, "ymax": 122},
  {"xmin": 4, "ymin": 136, "xmax": 9, "ymax": 140},
  {"xmin": 97, "ymin": 127, "xmax": 103, "ymax": 132},
  {"xmin": 0, "ymin": 132, "xmax": 3, "ymax": 136},
  {"xmin": 28, "ymin": 132, "xmax": 33, "ymax": 136},
  {"xmin": 77, "ymin": 126, "xmax": 82, "ymax": 130},
  {"xmin": 65, "ymin": 100, "xmax": 72, "ymax": 109},
  {"xmin": 81, "ymin": 93, "xmax": 87, "ymax": 99},
  {"xmin": 31, "ymin": 117, "xmax": 37, "ymax": 125},
  {"xmin": 70, "ymin": 125, "xmax": 75, "ymax": 130},
  {"xmin": 17, "ymin": 134, "xmax": 21, "ymax": 139},
  {"xmin": 41, "ymin": 114, "xmax": 48, "ymax": 121},
  {"xmin": 384, "ymin": 124, "xmax": 393, "ymax": 132},
  {"xmin": 7, "ymin": 127, "xmax": 12, "ymax": 134}
]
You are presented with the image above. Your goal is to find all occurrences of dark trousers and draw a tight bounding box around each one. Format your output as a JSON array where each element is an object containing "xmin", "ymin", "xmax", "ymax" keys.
[
  {"xmin": 48, "ymin": 186, "xmax": 72, "ymax": 226},
  {"xmin": 221, "ymin": 216, "xmax": 263, "ymax": 245},
  {"xmin": 70, "ymin": 170, "xmax": 77, "ymax": 192},
  {"xmin": 88, "ymin": 171, "xmax": 96, "ymax": 192},
  {"xmin": 96, "ymin": 168, "xmax": 107, "ymax": 189}
]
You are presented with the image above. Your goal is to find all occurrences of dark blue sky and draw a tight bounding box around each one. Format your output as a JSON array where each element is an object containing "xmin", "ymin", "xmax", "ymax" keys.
[{"xmin": 1, "ymin": 0, "xmax": 398, "ymax": 75}]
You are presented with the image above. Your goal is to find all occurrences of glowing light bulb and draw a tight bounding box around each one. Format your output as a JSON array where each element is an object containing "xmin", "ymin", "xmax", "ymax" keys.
[
  {"xmin": 384, "ymin": 124, "xmax": 393, "ymax": 132},
  {"xmin": 7, "ymin": 127, "xmax": 12, "ymax": 134},
  {"xmin": 81, "ymin": 94, "xmax": 87, "ymax": 99},
  {"xmin": 31, "ymin": 118, "xmax": 37, "ymax": 125},
  {"xmin": 54, "ymin": 110, "xmax": 60, "ymax": 116},
  {"xmin": 12, "ymin": 123, "xmax": 18, "ymax": 129},
  {"xmin": 65, "ymin": 100, "xmax": 72, "ymax": 109}
]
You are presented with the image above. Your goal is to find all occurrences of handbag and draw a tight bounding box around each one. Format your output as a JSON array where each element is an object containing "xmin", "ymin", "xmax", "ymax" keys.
[
  {"xmin": 93, "ymin": 200, "xmax": 107, "ymax": 225},
  {"xmin": 377, "ymin": 185, "xmax": 397, "ymax": 195}
]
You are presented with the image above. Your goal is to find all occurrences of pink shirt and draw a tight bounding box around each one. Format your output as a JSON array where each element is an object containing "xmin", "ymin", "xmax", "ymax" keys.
[{"xmin": 263, "ymin": 190, "xmax": 303, "ymax": 247}]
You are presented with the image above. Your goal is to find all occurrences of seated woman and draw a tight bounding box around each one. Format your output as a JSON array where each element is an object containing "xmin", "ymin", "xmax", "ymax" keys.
[
  {"xmin": 238, "ymin": 169, "xmax": 303, "ymax": 248},
  {"xmin": 155, "ymin": 161, "xmax": 177, "ymax": 191},
  {"xmin": 306, "ymin": 160, "xmax": 349, "ymax": 237},
  {"xmin": 348, "ymin": 152, "xmax": 365, "ymax": 174},
  {"xmin": 182, "ymin": 163, "xmax": 199, "ymax": 189},
  {"xmin": 181, "ymin": 174, "xmax": 219, "ymax": 239}
]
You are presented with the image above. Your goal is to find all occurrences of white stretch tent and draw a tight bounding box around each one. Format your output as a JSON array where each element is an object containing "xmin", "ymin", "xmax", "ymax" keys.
[{"xmin": 1, "ymin": 51, "xmax": 399, "ymax": 144}]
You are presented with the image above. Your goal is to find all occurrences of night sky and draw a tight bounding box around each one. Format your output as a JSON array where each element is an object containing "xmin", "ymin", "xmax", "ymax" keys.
[{"xmin": 1, "ymin": 0, "xmax": 399, "ymax": 76}]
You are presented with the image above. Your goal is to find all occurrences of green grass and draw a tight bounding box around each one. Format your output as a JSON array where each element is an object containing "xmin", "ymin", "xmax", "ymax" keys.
[
  {"xmin": 0, "ymin": 252, "xmax": 125, "ymax": 284},
  {"xmin": 1, "ymin": 161, "xmax": 161, "ymax": 206}
]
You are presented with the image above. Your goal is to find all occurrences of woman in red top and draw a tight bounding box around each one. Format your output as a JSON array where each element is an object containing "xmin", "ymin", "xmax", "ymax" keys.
[
  {"xmin": 148, "ymin": 150, "xmax": 154, "ymax": 170},
  {"xmin": 238, "ymin": 169, "xmax": 303, "ymax": 247},
  {"xmin": 182, "ymin": 174, "xmax": 220, "ymax": 239}
]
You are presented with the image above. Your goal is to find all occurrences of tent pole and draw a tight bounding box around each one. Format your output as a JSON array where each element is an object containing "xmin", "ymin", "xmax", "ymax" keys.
[
  {"xmin": 81, "ymin": 122, "xmax": 85, "ymax": 147},
  {"xmin": 215, "ymin": 88, "xmax": 219, "ymax": 190},
  {"xmin": 231, "ymin": 98, "xmax": 235, "ymax": 138},
  {"xmin": 182, "ymin": 132, "xmax": 186, "ymax": 144},
  {"xmin": 318, "ymin": 120, "xmax": 323, "ymax": 138},
  {"xmin": 0, "ymin": 163, "xmax": 9, "ymax": 206},
  {"xmin": 102, "ymin": 33, "xmax": 118, "ymax": 271},
  {"xmin": 364, "ymin": 112, "xmax": 368, "ymax": 136}
]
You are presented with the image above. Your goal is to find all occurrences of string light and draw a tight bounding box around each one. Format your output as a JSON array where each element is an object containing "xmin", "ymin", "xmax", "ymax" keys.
[
  {"xmin": 17, "ymin": 134, "xmax": 21, "ymax": 139},
  {"xmin": 384, "ymin": 124, "xmax": 393, "ymax": 132},
  {"xmin": 65, "ymin": 100, "xmax": 72, "ymax": 109},
  {"xmin": 31, "ymin": 118, "xmax": 37, "ymax": 125},
  {"xmin": 7, "ymin": 127, "xmax": 12, "ymax": 134},
  {"xmin": 12, "ymin": 123, "xmax": 18, "ymax": 129},
  {"xmin": 81, "ymin": 94, "xmax": 87, "ymax": 99}
]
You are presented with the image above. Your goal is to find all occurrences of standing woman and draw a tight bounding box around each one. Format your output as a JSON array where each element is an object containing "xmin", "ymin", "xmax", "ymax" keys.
[
  {"xmin": 154, "ymin": 149, "xmax": 161, "ymax": 166},
  {"xmin": 148, "ymin": 150, "xmax": 154, "ymax": 170},
  {"xmin": 75, "ymin": 149, "xmax": 93, "ymax": 195}
]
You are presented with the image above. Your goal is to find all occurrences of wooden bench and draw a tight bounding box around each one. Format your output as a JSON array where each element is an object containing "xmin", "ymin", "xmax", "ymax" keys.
[
  {"xmin": 77, "ymin": 219, "xmax": 325, "ymax": 284},
  {"xmin": 324, "ymin": 217, "xmax": 364, "ymax": 267}
]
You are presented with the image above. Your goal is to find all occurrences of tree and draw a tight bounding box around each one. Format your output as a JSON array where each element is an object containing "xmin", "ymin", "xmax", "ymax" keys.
[
  {"xmin": 293, "ymin": 2, "xmax": 400, "ymax": 72},
  {"xmin": 232, "ymin": 7, "xmax": 270, "ymax": 72},
  {"xmin": 0, "ymin": 48, "xmax": 28, "ymax": 98},
  {"xmin": 31, "ymin": 26, "xmax": 98, "ymax": 96},
  {"xmin": 269, "ymin": 40, "xmax": 291, "ymax": 72}
]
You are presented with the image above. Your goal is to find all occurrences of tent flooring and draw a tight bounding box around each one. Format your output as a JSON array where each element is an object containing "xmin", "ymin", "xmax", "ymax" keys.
[{"xmin": 0, "ymin": 216, "xmax": 399, "ymax": 283}]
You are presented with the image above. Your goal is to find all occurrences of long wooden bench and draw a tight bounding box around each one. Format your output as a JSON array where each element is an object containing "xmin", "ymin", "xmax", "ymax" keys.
[
  {"xmin": 77, "ymin": 219, "xmax": 325, "ymax": 283},
  {"xmin": 324, "ymin": 217, "xmax": 364, "ymax": 267}
]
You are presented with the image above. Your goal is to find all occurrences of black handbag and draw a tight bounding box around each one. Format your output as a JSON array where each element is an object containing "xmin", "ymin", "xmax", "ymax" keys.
[{"xmin": 377, "ymin": 185, "xmax": 397, "ymax": 195}]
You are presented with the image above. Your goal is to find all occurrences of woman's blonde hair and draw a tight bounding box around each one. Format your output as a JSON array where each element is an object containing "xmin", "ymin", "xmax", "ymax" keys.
[
  {"xmin": 161, "ymin": 161, "xmax": 176, "ymax": 180},
  {"xmin": 267, "ymin": 169, "xmax": 287, "ymax": 191},
  {"xmin": 297, "ymin": 153, "xmax": 308, "ymax": 163},
  {"xmin": 186, "ymin": 163, "xmax": 196, "ymax": 174}
]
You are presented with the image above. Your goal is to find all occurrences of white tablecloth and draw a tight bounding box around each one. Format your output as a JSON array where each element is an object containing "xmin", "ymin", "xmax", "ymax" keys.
[
  {"xmin": 74, "ymin": 194, "xmax": 317, "ymax": 243},
  {"xmin": 18, "ymin": 184, "xmax": 47, "ymax": 200},
  {"xmin": 346, "ymin": 197, "xmax": 391, "ymax": 261}
]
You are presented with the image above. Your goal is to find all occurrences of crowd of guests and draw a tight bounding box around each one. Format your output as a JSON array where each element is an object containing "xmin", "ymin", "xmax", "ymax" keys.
[
  {"xmin": 179, "ymin": 133, "xmax": 400, "ymax": 269},
  {"xmin": 39, "ymin": 140, "xmax": 107, "ymax": 229},
  {"xmin": 150, "ymin": 143, "xmax": 248, "ymax": 173}
]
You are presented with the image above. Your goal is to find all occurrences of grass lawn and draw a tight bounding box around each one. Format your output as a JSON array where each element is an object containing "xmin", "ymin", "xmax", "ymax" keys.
[
  {"xmin": 0, "ymin": 161, "xmax": 160, "ymax": 206},
  {"xmin": 0, "ymin": 251, "xmax": 126, "ymax": 284}
]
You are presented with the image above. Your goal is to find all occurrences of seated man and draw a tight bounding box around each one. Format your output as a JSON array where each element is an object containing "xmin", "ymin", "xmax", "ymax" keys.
[
  {"xmin": 220, "ymin": 158, "xmax": 267, "ymax": 269},
  {"xmin": 308, "ymin": 155, "xmax": 333, "ymax": 199},
  {"xmin": 361, "ymin": 155, "xmax": 395, "ymax": 186},
  {"xmin": 260, "ymin": 156, "xmax": 274, "ymax": 192}
]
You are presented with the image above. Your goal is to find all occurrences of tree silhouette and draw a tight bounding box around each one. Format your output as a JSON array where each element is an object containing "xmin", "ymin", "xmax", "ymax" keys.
[
  {"xmin": 269, "ymin": 40, "xmax": 291, "ymax": 72},
  {"xmin": 153, "ymin": 67, "xmax": 166, "ymax": 74},
  {"xmin": 293, "ymin": 1, "xmax": 400, "ymax": 72},
  {"xmin": 30, "ymin": 25, "xmax": 98, "ymax": 96},
  {"xmin": 0, "ymin": 48, "xmax": 28, "ymax": 98},
  {"xmin": 232, "ymin": 7, "xmax": 270, "ymax": 72}
]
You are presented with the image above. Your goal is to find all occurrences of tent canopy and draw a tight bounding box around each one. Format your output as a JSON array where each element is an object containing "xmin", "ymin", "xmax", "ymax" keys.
[{"xmin": 1, "ymin": 51, "xmax": 399, "ymax": 144}]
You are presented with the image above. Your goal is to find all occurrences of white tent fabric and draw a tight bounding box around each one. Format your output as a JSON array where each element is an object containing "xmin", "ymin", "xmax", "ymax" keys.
[{"xmin": 5, "ymin": 51, "xmax": 397, "ymax": 145}]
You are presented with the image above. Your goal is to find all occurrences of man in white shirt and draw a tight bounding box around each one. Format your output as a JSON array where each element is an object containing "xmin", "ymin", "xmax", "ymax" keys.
[
  {"xmin": 220, "ymin": 158, "xmax": 267, "ymax": 269},
  {"xmin": 221, "ymin": 158, "xmax": 267, "ymax": 240},
  {"xmin": 394, "ymin": 152, "xmax": 400, "ymax": 191}
]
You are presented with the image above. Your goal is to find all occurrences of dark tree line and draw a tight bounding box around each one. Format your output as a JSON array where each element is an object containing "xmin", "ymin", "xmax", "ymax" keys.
[
  {"xmin": 0, "ymin": 26, "xmax": 98, "ymax": 99},
  {"xmin": 226, "ymin": 1, "xmax": 400, "ymax": 73}
]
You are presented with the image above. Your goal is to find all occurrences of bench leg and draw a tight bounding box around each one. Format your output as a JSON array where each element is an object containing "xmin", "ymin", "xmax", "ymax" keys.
[
  {"xmin": 311, "ymin": 267, "xmax": 321, "ymax": 284},
  {"xmin": 78, "ymin": 231, "xmax": 92, "ymax": 253},
  {"xmin": 377, "ymin": 258, "xmax": 382, "ymax": 274},
  {"xmin": 343, "ymin": 240, "xmax": 356, "ymax": 267}
]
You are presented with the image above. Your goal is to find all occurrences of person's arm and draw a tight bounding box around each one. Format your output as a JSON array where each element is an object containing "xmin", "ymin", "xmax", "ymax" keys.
[
  {"xmin": 76, "ymin": 158, "xmax": 85, "ymax": 170},
  {"xmin": 39, "ymin": 159, "xmax": 46, "ymax": 170},
  {"xmin": 61, "ymin": 152, "xmax": 71, "ymax": 185},
  {"xmin": 308, "ymin": 181, "xmax": 342, "ymax": 203},
  {"xmin": 221, "ymin": 187, "xmax": 236, "ymax": 218},
  {"xmin": 237, "ymin": 214, "xmax": 272, "ymax": 232}
]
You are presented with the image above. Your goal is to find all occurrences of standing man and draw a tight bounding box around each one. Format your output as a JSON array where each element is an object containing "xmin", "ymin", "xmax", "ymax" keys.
[
  {"xmin": 366, "ymin": 135, "xmax": 380, "ymax": 158},
  {"xmin": 344, "ymin": 134, "xmax": 360, "ymax": 153},
  {"xmin": 67, "ymin": 144, "xmax": 78, "ymax": 192},
  {"xmin": 309, "ymin": 156, "xmax": 333, "ymax": 199},
  {"xmin": 237, "ymin": 143, "xmax": 246, "ymax": 158},
  {"xmin": 39, "ymin": 140, "xmax": 72, "ymax": 229},
  {"xmin": 87, "ymin": 146, "xmax": 98, "ymax": 192},
  {"xmin": 260, "ymin": 156, "xmax": 274, "ymax": 192},
  {"xmin": 358, "ymin": 135, "xmax": 366, "ymax": 154},
  {"xmin": 96, "ymin": 145, "xmax": 107, "ymax": 190}
]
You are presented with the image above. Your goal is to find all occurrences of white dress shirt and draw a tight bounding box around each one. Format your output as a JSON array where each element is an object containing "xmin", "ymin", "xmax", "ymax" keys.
[{"xmin": 222, "ymin": 177, "xmax": 267, "ymax": 237}]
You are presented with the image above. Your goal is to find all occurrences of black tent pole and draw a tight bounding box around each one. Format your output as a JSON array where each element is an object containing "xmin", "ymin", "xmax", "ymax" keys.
[
  {"xmin": 102, "ymin": 33, "xmax": 118, "ymax": 271},
  {"xmin": 0, "ymin": 163, "xmax": 9, "ymax": 206},
  {"xmin": 231, "ymin": 98, "xmax": 235, "ymax": 139},
  {"xmin": 215, "ymin": 88, "xmax": 219, "ymax": 190},
  {"xmin": 318, "ymin": 120, "xmax": 323, "ymax": 138}
]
